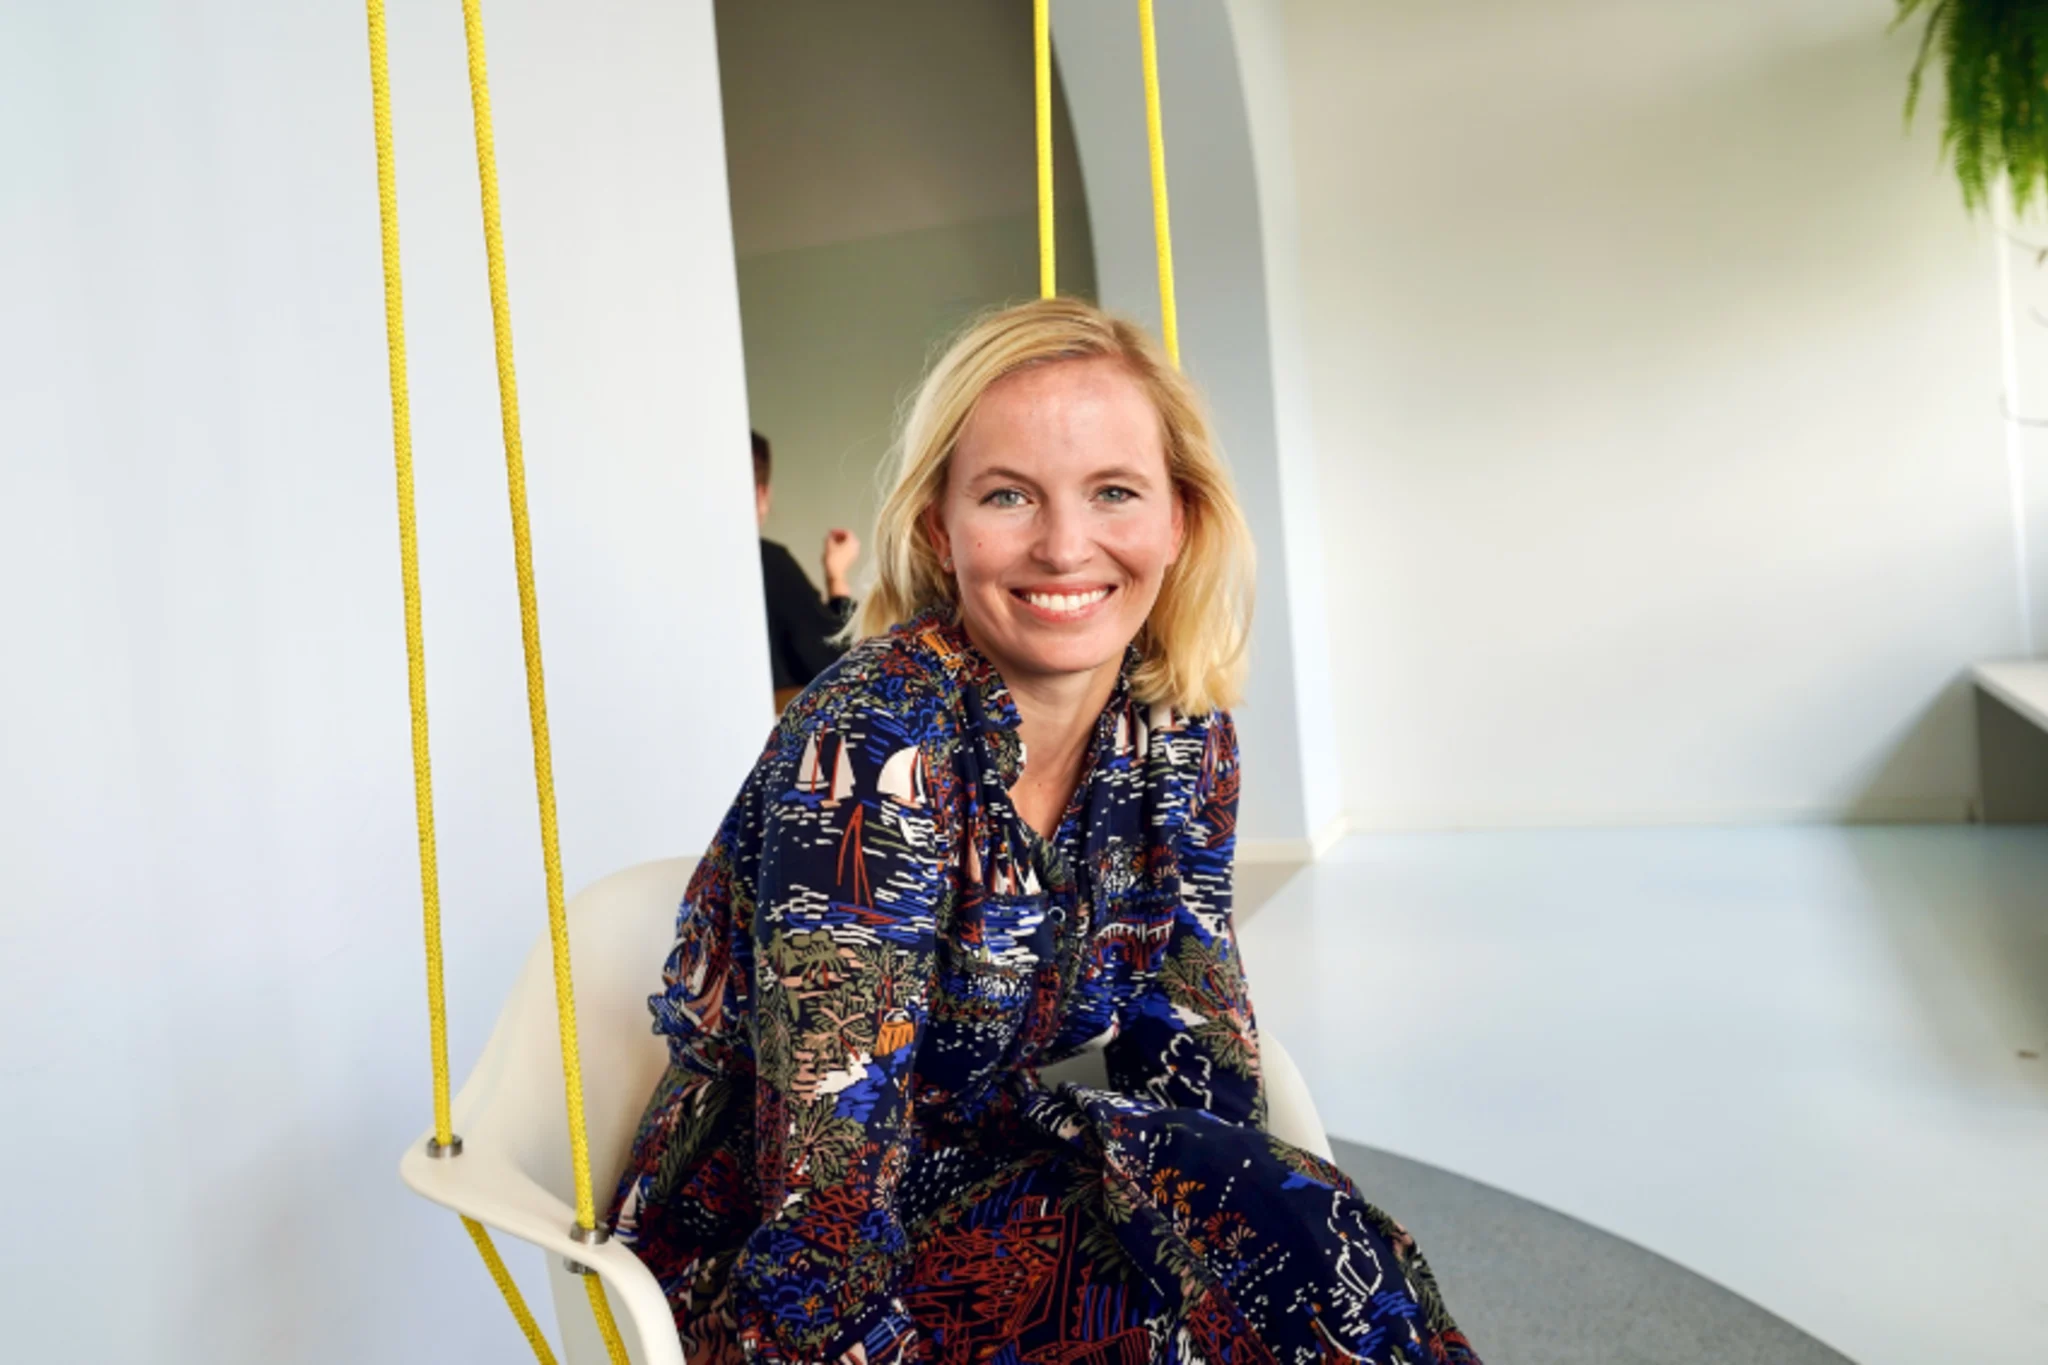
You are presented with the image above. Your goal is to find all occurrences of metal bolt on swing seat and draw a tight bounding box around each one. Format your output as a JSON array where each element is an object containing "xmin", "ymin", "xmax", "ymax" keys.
[
  {"xmin": 564, "ymin": 1219, "xmax": 611, "ymax": 1275},
  {"xmin": 426, "ymin": 1134, "xmax": 464, "ymax": 1158}
]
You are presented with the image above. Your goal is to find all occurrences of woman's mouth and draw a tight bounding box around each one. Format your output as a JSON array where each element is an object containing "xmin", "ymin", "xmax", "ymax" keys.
[{"xmin": 1012, "ymin": 586, "xmax": 1114, "ymax": 621}]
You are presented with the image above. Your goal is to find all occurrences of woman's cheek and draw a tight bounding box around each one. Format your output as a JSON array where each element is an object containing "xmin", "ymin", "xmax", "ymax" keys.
[{"xmin": 1107, "ymin": 518, "xmax": 1177, "ymax": 578}]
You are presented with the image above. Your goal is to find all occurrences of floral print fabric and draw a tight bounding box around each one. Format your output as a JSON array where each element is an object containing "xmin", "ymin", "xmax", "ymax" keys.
[{"xmin": 609, "ymin": 612, "xmax": 1478, "ymax": 1365}]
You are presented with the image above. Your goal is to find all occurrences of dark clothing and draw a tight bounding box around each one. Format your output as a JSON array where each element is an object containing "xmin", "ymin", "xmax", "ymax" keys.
[
  {"xmin": 759, "ymin": 538, "xmax": 852, "ymax": 691},
  {"xmin": 610, "ymin": 612, "xmax": 1480, "ymax": 1365}
]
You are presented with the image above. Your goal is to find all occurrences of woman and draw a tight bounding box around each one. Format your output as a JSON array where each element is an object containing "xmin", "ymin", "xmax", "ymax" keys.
[{"xmin": 611, "ymin": 299, "xmax": 1478, "ymax": 1365}]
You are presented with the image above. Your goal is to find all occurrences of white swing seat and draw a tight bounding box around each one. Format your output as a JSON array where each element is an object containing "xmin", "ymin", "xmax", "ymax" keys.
[{"xmin": 400, "ymin": 857, "xmax": 1333, "ymax": 1365}]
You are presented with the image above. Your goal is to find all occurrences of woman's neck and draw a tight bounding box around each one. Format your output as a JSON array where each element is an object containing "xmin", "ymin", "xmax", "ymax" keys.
[{"xmin": 999, "ymin": 659, "xmax": 1122, "ymax": 841}]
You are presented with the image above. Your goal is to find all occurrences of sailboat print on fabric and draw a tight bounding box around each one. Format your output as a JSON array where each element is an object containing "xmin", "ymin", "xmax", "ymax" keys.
[
  {"xmin": 1113, "ymin": 705, "xmax": 1147, "ymax": 757},
  {"xmin": 876, "ymin": 746, "xmax": 928, "ymax": 808},
  {"xmin": 961, "ymin": 832, "xmax": 1042, "ymax": 901},
  {"xmin": 988, "ymin": 858, "xmax": 1041, "ymax": 899},
  {"xmin": 794, "ymin": 731, "xmax": 854, "ymax": 806}
]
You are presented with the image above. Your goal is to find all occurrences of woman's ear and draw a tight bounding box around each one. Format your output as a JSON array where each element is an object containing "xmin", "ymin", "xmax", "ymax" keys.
[
  {"xmin": 922, "ymin": 504, "xmax": 953, "ymax": 572},
  {"xmin": 1168, "ymin": 490, "xmax": 1187, "ymax": 566}
]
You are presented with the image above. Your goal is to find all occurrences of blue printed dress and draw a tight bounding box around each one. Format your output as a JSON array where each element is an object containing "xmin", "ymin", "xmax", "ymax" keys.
[{"xmin": 610, "ymin": 612, "xmax": 1478, "ymax": 1365}]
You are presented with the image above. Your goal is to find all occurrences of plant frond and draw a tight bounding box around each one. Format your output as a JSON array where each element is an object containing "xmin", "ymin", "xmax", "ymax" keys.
[{"xmin": 1898, "ymin": 0, "xmax": 2048, "ymax": 213}]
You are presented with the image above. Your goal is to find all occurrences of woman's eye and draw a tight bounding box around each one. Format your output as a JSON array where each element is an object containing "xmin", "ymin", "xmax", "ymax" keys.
[
  {"xmin": 1096, "ymin": 486, "xmax": 1138, "ymax": 504},
  {"xmin": 982, "ymin": 488, "xmax": 1027, "ymax": 508}
]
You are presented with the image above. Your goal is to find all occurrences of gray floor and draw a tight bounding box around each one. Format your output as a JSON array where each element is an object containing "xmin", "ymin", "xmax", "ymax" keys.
[{"xmin": 1332, "ymin": 1138, "xmax": 1853, "ymax": 1365}]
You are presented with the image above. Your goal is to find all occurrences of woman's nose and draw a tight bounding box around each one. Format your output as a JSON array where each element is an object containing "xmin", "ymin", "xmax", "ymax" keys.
[{"xmin": 1032, "ymin": 499, "xmax": 1092, "ymax": 571}]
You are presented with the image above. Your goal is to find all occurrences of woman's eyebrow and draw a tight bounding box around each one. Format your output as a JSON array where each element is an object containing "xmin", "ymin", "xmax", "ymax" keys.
[
  {"xmin": 1089, "ymin": 464, "xmax": 1159, "ymax": 485},
  {"xmin": 970, "ymin": 464, "xmax": 1159, "ymax": 485},
  {"xmin": 967, "ymin": 465, "xmax": 1043, "ymax": 488}
]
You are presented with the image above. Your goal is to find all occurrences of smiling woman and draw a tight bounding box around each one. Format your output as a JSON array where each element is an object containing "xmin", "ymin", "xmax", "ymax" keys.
[
  {"xmin": 858, "ymin": 297, "xmax": 1254, "ymax": 717},
  {"xmin": 856, "ymin": 300, "xmax": 1252, "ymax": 840},
  {"xmin": 606, "ymin": 297, "xmax": 1481, "ymax": 1365}
]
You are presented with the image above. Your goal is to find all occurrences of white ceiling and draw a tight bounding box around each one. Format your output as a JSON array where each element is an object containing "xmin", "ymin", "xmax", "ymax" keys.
[{"xmin": 716, "ymin": 0, "xmax": 1044, "ymax": 259}]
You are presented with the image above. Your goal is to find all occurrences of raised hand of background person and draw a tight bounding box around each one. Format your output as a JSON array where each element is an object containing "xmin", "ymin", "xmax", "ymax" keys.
[{"xmin": 822, "ymin": 528, "xmax": 861, "ymax": 600}]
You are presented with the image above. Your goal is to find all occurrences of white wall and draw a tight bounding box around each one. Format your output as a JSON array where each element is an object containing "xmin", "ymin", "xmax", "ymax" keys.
[
  {"xmin": 1282, "ymin": 0, "xmax": 2026, "ymax": 829},
  {"xmin": 1994, "ymin": 193, "xmax": 2048, "ymax": 653},
  {"xmin": 0, "ymin": 3, "xmax": 762, "ymax": 1360},
  {"xmin": 1052, "ymin": 0, "xmax": 1343, "ymax": 852}
]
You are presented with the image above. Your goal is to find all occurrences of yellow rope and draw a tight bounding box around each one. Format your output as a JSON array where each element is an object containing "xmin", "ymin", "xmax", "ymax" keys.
[
  {"xmin": 454, "ymin": 0, "xmax": 593, "ymax": 1236},
  {"xmin": 454, "ymin": 2, "xmax": 633, "ymax": 1360},
  {"xmin": 1034, "ymin": 0, "xmax": 1055, "ymax": 298},
  {"xmin": 365, "ymin": 0, "xmax": 453, "ymax": 1152},
  {"xmin": 585, "ymin": 1273, "xmax": 634, "ymax": 1365},
  {"xmin": 464, "ymin": 1217, "xmax": 563, "ymax": 1365},
  {"xmin": 1137, "ymin": 0, "xmax": 1180, "ymax": 366},
  {"xmin": 365, "ymin": 2, "xmax": 559, "ymax": 1359}
]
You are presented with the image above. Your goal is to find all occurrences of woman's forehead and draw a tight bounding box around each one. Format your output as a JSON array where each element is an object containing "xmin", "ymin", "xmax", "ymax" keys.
[{"xmin": 954, "ymin": 359, "xmax": 1166, "ymax": 478}]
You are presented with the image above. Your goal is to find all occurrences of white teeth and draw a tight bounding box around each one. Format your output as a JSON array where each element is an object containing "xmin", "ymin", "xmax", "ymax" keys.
[{"xmin": 1023, "ymin": 588, "xmax": 1109, "ymax": 613}]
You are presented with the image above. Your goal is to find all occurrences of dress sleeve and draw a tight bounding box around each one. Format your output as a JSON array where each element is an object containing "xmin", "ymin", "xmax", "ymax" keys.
[
  {"xmin": 730, "ymin": 719, "xmax": 944, "ymax": 1365},
  {"xmin": 1105, "ymin": 711, "xmax": 1267, "ymax": 1128}
]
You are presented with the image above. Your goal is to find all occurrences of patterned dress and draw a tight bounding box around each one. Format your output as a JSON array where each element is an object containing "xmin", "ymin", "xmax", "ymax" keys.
[{"xmin": 610, "ymin": 612, "xmax": 1478, "ymax": 1365}]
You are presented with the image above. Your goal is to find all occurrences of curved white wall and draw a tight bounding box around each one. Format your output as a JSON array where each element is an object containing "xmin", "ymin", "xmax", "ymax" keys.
[
  {"xmin": 1052, "ymin": 0, "xmax": 1342, "ymax": 854},
  {"xmin": 0, "ymin": 2, "xmax": 762, "ymax": 1359}
]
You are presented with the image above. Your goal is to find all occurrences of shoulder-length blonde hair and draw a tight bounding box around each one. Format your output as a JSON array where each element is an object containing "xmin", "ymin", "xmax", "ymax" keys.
[{"xmin": 854, "ymin": 297, "xmax": 1254, "ymax": 715}]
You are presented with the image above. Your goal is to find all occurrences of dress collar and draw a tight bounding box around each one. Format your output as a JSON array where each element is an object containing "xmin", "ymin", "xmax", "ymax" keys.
[{"xmin": 896, "ymin": 608, "xmax": 1139, "ymax": 788}]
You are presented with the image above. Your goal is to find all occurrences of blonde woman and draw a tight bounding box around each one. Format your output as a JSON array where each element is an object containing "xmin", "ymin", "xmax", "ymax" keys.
[{"xmin": 611, "ymin": 299, "xmax": 1478, "ymax": 1365}]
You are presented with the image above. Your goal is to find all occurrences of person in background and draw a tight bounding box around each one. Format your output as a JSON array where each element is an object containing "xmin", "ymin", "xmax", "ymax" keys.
[{"xmin": 753, "ymin": 429, "xmax": 860, "ymax": 705}]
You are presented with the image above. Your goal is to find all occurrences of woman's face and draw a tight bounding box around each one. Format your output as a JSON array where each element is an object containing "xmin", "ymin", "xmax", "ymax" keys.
[{"xmin": 929, "ymin": 357, "xmax": 1184, "ymax": 693}]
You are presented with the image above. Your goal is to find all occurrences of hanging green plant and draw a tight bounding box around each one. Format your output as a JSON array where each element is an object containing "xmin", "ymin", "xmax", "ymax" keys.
[{"xmin": 1898, "ymin": 0, "xmax": 2048, "ymax": 211}]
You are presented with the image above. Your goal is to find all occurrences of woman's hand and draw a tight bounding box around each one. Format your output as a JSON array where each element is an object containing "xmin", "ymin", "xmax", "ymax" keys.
[{"xmin": 822, "ymin": 528, "xmax": 861, "ymax": 599}]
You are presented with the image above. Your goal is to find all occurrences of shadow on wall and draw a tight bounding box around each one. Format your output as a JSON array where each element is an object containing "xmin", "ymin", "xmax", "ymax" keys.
[
  {"xmin": 1233, "ymin": 858, "xmax": 1310, "ymax": 922},
  {"xmin": 1843, "ymin": 681, "xmax": 1977, "ymax": 823},
  {"xmin": 1841, "ymin": 826, "xmax": 2048, "ymax": 1097}
]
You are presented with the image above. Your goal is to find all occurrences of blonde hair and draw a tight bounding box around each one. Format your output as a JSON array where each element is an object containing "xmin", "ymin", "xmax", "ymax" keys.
[{"xmin": 854, "ymin": 297, "xmax": 1254, "ymax": 714}]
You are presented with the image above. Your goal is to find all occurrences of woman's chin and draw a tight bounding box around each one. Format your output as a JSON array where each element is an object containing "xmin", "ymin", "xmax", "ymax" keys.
[{"xmin": 998, "ymin": 627, "xmax": 1135, "ymax": 684}]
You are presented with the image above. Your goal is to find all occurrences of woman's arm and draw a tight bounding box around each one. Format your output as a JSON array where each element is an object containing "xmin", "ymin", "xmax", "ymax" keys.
[
  {"xmin": 731, "ymin": 717, "xmax": 945, "ymax": 1365},
  {"xmin": 1105, "ymin": 712, "xmax": 1266, "ymax": 1128}
]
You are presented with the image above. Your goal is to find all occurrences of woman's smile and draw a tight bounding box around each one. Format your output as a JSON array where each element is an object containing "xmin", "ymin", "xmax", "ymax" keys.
[{"xmin": 1011, "ymin": 583, "xmax": 1116, "ymax": 621}]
